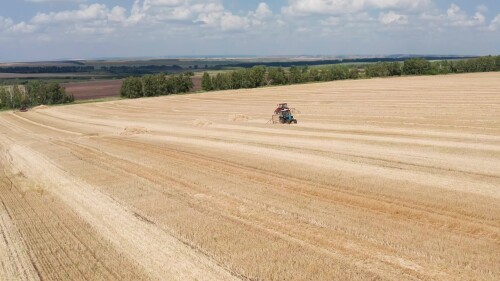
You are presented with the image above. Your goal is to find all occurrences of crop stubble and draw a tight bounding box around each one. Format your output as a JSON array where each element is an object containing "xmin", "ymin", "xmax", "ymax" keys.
[{"xmin": 1, "ymin": 73, "xmax": 499, "ymax": 280}]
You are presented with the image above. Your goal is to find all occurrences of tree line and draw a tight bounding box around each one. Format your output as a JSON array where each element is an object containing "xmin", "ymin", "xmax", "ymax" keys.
[
  {"xmin": 0, "ymin": 66, "xmax": 95, "ymax": 74},
  {"xmin": 101, "ymin": 65, "xmax": 183, "ymax": 75},
  {"xmin": 202, "ymin": 65, "xmax": 359, "ymax": 91},
  {"xmin": 365, "ymin": 56, "xmax": 500, "ymax": 77},
  {"xmin": 0, "ymin": 65, "xmax": 186, "ymax": 76},
  {"xmin": 200, "ymin": 56, "xmax": 500, "ymax": 92},
  {"xmin": 213, "ymin": 56, "xmax": 475, "ymax": 69},
  {"xmin": 0, "ymin": 81, "xmax": 74, "ymax": 110},
  {"xmin": 120, "ymin": 72, "xmax": 194, "ymax": 98}
]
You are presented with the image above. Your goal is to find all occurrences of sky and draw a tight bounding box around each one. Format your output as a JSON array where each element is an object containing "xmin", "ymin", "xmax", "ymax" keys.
[{"xmin": 0, "ymin": 0, "xmax": 499, "ymax": 62}]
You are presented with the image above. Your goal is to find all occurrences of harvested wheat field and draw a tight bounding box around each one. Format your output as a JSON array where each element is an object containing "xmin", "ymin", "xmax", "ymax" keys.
[{"xmin": 1, "ymin": 72, "xmax": 499, "ymax": 281}]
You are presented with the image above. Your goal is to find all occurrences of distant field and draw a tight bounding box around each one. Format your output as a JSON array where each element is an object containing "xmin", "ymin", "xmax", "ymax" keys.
[
  {"xmin": 0, "ymin": 73, "xmax": 109, "ymax": 79},
  {"xmin": 1, "ymin": 73, "xmax": 499, "ymax": 280},
  {"xmin": 63, "ymin": 76, "xmax": 203, "ymax": 100},
  {"xmin": 63, "ymin": 80, "xmax": 123, "ymax": 100}
]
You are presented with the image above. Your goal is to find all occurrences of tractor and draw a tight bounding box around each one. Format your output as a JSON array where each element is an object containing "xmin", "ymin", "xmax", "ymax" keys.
[
  {"xmin": 278, "ymin": 108, "xmax": 297, "ymax": 124},
  {"xmin": 271, "ymin": 103, "xmax": 298, "ymax": 124}
]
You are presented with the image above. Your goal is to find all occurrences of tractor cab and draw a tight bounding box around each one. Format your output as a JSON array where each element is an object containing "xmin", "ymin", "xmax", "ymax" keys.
[
  {"xmin": 278, "ymin": 109, "xmax": 297, "ymax": 124},
  {"xmin": 274, "ymin": 103, "xmax": 289, "ymax": 115}
]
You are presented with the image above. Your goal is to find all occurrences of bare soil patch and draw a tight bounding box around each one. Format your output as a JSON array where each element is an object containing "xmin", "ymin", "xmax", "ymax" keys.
[{"xmin": 63, "ymin": 79, "xmax": 123, "ymax": 100}]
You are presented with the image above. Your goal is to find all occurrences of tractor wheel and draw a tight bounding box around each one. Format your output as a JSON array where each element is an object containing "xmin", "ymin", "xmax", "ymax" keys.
[{"xmin": 291, "ymin": 119, "xmax": 298, "ymax": 124}]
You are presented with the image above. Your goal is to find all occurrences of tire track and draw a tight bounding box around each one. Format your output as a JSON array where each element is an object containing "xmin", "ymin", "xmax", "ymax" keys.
[{"xmin": 4, "ymin": 141, "xmax": 238, "ymax": 281}]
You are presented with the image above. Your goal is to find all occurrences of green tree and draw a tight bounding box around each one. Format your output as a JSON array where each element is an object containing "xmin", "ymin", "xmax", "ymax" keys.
[
  {"xmin": 432, "ymin": 60, "xmax": 452, "ymax": 74},
  {"xmin": 268, "ymin": 67, "xmax": 287, "ymax": 85},
  {"xmin": 222, "ymin": 73, "xmax": 233, "ymax": 90},
  {"xmin": 121, "ymin": 77, "xmax": 143, "ymax": 98},
  {"xmin": 46, "ymin": 82, "xmax": 67, "ymax": 104},
  {"xmin": 309, "ymin": 68, "xmax": 321, "ymax": 81},
  {"xmin": 11, "ymin": 85, "xmax": 24, "ymax": 108},
  {"xmin": 24, "ymin": 80, "xmax": 73, "ymax": 105},
  {"xmin": 365, "ymin": 63, "xmax": 390, "ymax": 77},
  {"xmin": 453, "ymin": 60, "xmax": 468, "ymax": 73},
  {"xmin": 335, "ymin": 66, "xmax": 350, "ymax": 80},
  {"xmin": 142, "ymin": 74, "xmax": 165, "ymax": 97},
  {"xmin": 231, "ymin": 70, "xmax": 244, "ymax": 89},
  {"xmin": 179, "ymin": 73, "xmax": 195, "ymax": 93},
  {"xmin": 289, "ymin": 66, "xmax": 302, "ymax": 84},
  {"xmin": 26, "ymin": 80, "xmax": 45, "ymax": 105},
  {"xmin": 0, "ymin": 87, "xmax": 9, "ymax": 109},
  {"xmin": 388, "ymin": 62, "xmax": 402, "ymax": 76},
  {"xmin": 300, "ymin": 66, "xmax": 311, "ymax": 82},
  {"xmin": 348, "ymin": 68, "xmax": 360, "ymax": 79},
  {"xmin": 249, "ymin": 66, "xmax": 266, "ymax": 87},
  {"xmin": 403, "ymin": 58, "xmax": 432, "ymax": 75},
  {"xmin": 212, "ymin": 73, "xmax": 231, "ymax": 90},
  {"xmin": 201, "ymin": 72, "xmax": 213, "ymax": 91},
  {"xmin": 167, "ymin": 73, "xmax": 194, "ymax": 94},
  {"xmin": 474, "ymin": 56, "xmax": 496, "ymax": 72},
  {"xmin": 142, "ymin": 75, "xmax": 156, "ymax": 97}
]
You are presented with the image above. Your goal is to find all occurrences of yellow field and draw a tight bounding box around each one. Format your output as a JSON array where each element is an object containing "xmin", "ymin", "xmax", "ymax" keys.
[{"xmin": 1, "ymin": 73, "xmax": 499, "ymax": 280}]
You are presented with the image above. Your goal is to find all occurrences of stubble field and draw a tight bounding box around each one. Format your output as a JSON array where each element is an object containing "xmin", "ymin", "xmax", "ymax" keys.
[{"xmin": 1, "ymin": 73, "xmax": 499, "ymax": 280}]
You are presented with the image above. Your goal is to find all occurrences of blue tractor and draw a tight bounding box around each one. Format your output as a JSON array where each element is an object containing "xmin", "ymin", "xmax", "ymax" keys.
[
  {"xmin": 277, "ymin": 108, "xmax": 297, "ymax": 124},
  {"xmin": 271, "ymin": 103, "xmax": 298, "ymax": 124}
]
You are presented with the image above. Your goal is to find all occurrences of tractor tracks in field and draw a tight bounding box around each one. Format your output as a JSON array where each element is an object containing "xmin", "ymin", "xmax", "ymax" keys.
[
  {"xmin": 99, "ymin": 136, "xmax": 500, "ymax": 238},
  {"xmin": 0, "ymin": 148, "xmax": 150, "ymax": 281},
  {"xmin": 53, "ymin": 139, "xmax": 410, "ymax": 280},
  {"xmin": 51, "ymin": 136, "xmax": 500, "ymax": 279},
  {"xmin": 0, "ymin": 175, "xmax": 41, "ymax": 281},
  {"xmin": 0, "ymin": 120, "xmax": 236, "ymax": 280},
  {"xmin": 2, "ymin": 141, "xmax": 238, "ymax": 281}
]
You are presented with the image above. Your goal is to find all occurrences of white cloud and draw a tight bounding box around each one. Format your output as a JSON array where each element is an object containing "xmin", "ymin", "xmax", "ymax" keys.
[
  {"xmin": 128, "ymin": 0, "xmax": 225, "ymax": 24},
  {"xmin": 446, "ymin": 4, "xmax": 485, "ymax": 27},
  {"xmin": 1, "ymin": 0, "xmax": 497, "ymax": 55},
  {"xmin": 31, "ymin": 4, "xmax": 110, "ymax": 24},
  {"xmin": 255, "ymin": 3, "xmax": 273, "ymax": 19},
  {"xmin": 26, "ymin": 0, "xmax": 86, "ymax": 3},
  {"xmin": 107, "ymin": 6, "xmax": 127, "ymax": 22},
  {"xmin": 420, "ymin": 4, "xmax": 488, "ymax": 30},
  {"xmin": 11, "ymin": 22, "xmax": 37, "ymax": 33},
  {"xmin": 476, "ymin": 5, "xmax": 488, "ymax": 13},
  {"xmin": 196, "ymin": 2, "xmax": 275, "ymax": 31},
  {"xmin": 0, "ymin": 16, "xmax": 36, "ymax": 34},
  {"xmin": 16, "ymin": 0, "xmax": 276, "ymax": 37},
  {"xmin": 282, "ymin": 0, "xmax": 432, "ymax": 16},
  {"xmin": 379, "ymin": 11, "xmax": 408, "ymax": 25},
  {"xmin": 320, "ymin": 16, "xmax": 340, "ymax": 26},
  {"xmin": 489, "ymin": 15, "xmax": 500, "ymax": 31},
  {"xmin": 0, "ymin": 17, "xmax": 14, "ymax": 30}
]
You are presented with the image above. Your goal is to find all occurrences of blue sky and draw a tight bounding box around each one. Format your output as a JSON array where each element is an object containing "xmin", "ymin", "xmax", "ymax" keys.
[{"xmin": 0, "ymin": 0, "xmax": 499, "ymax": 62}]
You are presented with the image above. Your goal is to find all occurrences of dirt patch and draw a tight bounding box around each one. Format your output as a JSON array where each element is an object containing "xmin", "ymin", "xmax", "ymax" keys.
[
  {"xmin": 229, "ymin": 114, "xmax": 252, "ymax": 122},
  {"xmin": 192, "ymin": 76, "xmax": 202, "ymax": 92},
  {"xmin": 63, "ymin": 77, "xmax": 202, "ymax": 101},
  {"xmin": 121, "ymin": 126, "xmax": 149, "ymax": 136},
  {"xmin": 33, "ymin": 105, "xmax": 49, "ymax": 110},
  {"xmin": 63, "ymin": 80, "xmax": 123, "ymax": 100},
  {"xmin": 191, "ymin": 119, "xmax": 213, "ymax": 127}
]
